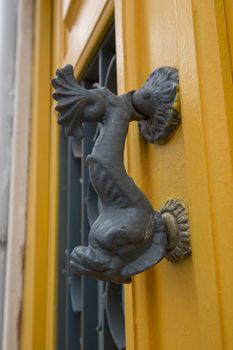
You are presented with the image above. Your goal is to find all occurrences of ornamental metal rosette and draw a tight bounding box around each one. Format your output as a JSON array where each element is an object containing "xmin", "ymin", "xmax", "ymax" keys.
[{"xmin": 52, "ymin": 65, "xmax": 191, "ymax": 284}]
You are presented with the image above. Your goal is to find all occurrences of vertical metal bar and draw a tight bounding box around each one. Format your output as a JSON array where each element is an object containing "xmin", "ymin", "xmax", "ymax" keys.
[
  {"xmin": 81, "ymin": 123, "xmax": 98, "ymax": 349},
  {"xmin": 98, "ymin": 25, "xmax": 118, "ymax": 350},
  {"xmin": 67, "ymin": 137, "xmax": 82, "ymax": 350},
  {"xmin": 57, "ymin": 129, "xmax": 68, "ymax": 350}
]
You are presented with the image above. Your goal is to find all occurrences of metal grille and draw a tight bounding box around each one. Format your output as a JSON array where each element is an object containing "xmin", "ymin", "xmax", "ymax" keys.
[{"xmin": 57, "ymin": 25, "xmax": 126, "ymax": 350}]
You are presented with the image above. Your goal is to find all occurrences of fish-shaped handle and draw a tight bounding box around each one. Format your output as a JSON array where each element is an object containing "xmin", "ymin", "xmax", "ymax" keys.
[{"xmin": 52, "ymin": 65, "xmax": 191, "ymax": 284}]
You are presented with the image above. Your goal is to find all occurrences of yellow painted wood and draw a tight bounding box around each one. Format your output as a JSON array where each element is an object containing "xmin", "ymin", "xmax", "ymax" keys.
[
  {"xmin": 62, "ymin": 0, "xmax": 114, "ymax": 76},
  {"xmin": 175, "ymin": 2, "xmax": 229, "ymax": 348},
  {"xmin": 189, "ymin": 1, "xmax": 233, "ymax": 347},
  {"xmin": 20, "ymin": 0, "xmax": 52, "ymax": 349},
  {"xmin": 45, "ymin": 1, "xmax": 63, "ymax": 349},
  {"xmin": 224, "ymin": 0, "xmax": 233, "ymax": 69},
  {"xmin": 115, "ymin": 0, "xmax": 233, "ymax": 349},
  {"xmin": 116, "ymin": 2, "xmax": 199, "ymax": 348},
  {"xmin": 223, "ymin": 0, "xmax": 233, "ymax": 162}
]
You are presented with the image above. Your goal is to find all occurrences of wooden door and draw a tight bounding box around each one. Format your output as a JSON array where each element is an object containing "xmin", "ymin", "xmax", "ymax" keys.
[
  {"xmin": 115, "ymin": 1, "xmax": 233, "ymax": 349},
  {"xmin": 20, "ymin": 1, "xmax": 233, "ymax": 350}
]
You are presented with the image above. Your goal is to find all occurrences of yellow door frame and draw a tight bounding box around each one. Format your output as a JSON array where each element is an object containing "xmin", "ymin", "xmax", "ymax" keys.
[
  {"xmin": 20, "ymin": 0, "xmax": 53, "ymax": 349},
  {"xmin": 20, "ymin": 1, "xmax": 114, "ymax": 349}
]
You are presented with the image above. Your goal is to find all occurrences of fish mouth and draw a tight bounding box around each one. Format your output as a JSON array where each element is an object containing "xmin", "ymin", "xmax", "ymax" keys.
[
  {"xmin": 70, "ymin": 259, "xmax": 131, "ymax": 284},
  {"xmin": 70, "ymin": 260, "xmax": 97, "ymax": 275},
  {"xmin": 69, "ymin": 245, "xmax": 132, "ymax": 284},
  {"xmin": 70, "ymin": 246, "xmax": 111, "ymax": 273}
]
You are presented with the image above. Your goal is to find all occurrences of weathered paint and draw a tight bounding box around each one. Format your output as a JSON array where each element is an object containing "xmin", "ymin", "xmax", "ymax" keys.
[
  {"xmin": 2, "ymin": 0, "xmax": 33, "ymax": 349},
  {"xmin": 0, "ymin": 0, "xmax": 17, "ymax": 345}
]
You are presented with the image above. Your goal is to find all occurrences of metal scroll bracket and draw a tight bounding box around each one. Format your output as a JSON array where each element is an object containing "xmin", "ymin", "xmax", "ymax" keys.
[{"xmin": 52, "ymin": 65, "xmax": 191, "ymax": 284}]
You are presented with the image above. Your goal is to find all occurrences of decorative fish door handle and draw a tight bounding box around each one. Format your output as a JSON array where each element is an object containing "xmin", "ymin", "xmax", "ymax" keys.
[{"xmin": 52, "ymin": 65, "xmax": 191, "ymax": 284}]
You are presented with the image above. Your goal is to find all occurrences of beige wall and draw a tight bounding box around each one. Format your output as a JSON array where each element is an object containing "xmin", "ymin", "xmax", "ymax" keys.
[{"xmin": 1, "ymin": 0, "xmax": 33, "ymax": 349}]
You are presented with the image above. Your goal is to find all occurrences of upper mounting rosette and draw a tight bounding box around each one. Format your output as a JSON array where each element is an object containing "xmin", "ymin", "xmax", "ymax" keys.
[{"xmin": 132, "ymin": 66, "xmax": 181, "ymax": 144}]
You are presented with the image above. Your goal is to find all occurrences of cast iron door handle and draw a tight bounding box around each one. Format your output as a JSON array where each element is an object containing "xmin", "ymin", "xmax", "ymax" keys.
[{"xmin": 52, "ymin": 65, "xmax": 191, "ymax": 284}]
